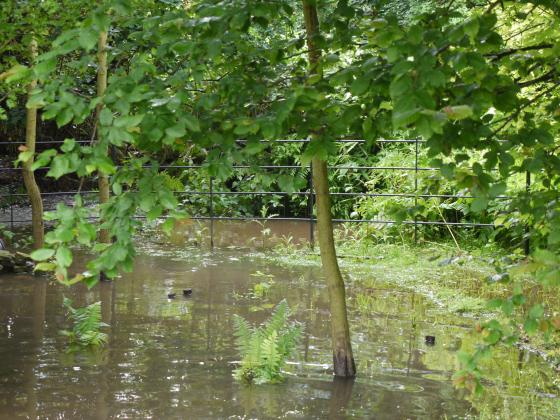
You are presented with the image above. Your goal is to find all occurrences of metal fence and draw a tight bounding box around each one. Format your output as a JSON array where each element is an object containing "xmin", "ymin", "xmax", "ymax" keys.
[{"xmin": 0, "ymin": 138, "xmax": 511, "ymax": 248}]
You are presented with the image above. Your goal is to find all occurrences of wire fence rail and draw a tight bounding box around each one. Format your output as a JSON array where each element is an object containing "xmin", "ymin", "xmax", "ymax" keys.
[{"xmin": 0, "ymin": 138, "xmax": 520, "ymax": 248}]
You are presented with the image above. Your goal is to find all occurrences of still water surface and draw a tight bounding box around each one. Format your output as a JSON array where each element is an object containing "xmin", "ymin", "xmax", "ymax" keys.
[{"xmin": 0, "ymin": 236, "xmax": 556, "ymax": 419}]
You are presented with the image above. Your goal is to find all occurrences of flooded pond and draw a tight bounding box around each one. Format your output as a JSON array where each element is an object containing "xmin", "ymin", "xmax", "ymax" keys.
[{"xmin": 0, "ymin": 235, "xmax": 558, "ymax": 418}]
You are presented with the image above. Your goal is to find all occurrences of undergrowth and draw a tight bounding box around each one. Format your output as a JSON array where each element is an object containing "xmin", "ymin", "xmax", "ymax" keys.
[
  {"xmin": 233, "ymin": 299, "xmax": 302, "ymax": 384},
  {"xmin": 61, "ymin": 297, "xmax": 108, "ymax": 349}
]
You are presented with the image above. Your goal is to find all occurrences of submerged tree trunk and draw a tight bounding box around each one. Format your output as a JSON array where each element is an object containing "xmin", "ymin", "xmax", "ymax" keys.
[
  {"xmin": 23, "ymin": 38, "xmax": 44, "ymax": 249},
  {"xmin": 302, "ymin": 1, "xmax": 356, "ymax": 377},
  {"xmin": 312, "ymin": 159, "xmax": 356, "ymax": 377},
  {"xmin": 96, "ymin": 30, "xmax": 110, "ymax": 245}
]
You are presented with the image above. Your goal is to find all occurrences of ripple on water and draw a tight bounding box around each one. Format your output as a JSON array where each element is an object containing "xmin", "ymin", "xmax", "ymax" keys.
[{"xmin": 0, "ymin": 243, "xmax": 557, "ymax": 418}]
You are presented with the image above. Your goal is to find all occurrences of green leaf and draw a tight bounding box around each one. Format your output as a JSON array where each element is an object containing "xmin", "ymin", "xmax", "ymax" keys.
[
  {"xmin": 17, "ymin": 150, "xmax": 34, "ymax": 164},
  {"xmin": 486, "ymin": 298, "xmax": 503, "ymax": 309},
  {"xmin": 34, "ymin": 58, "xmax": 57, "ymax": 79},
  {"xmin": 488, "ymin": 183, "xmax": 506, "ymax": 198},
  {"xmin": 161, "ymin": 218, "xmax": 175, "ymax": 235},
  {"xmin": 463, "ymin": 19, "xmax": 480, "ymax": 40},
  {"xmin": 183, "ymin": 114, "xmax": 201, "ymax": 132},
  {"xmin": 78, "ymin": 29, "xmax": 99, "ymax": 51},
  {"xmin": 77, "ymin": 222, "xmax": 96, "ymax": 245},
  {"xmin": 47, "ymin": 155, "xmax": 71, "ymax": 179},
  {"xmin": 56, "ymin": 107, "xmax": 74, "ymax": 127},
  {"xmin": 392, "ymin": 108, "xmax": 421, "ymax": 128},
  {"xmin": 1, "ymin": 64, "xmax": 30, "ymax": 83},
  {"xmin": 56, "ymin": 246, "xmax": 73, "ymax": 268},
  {"xmin": 27, "ymin": 90, "xmax": 46, "ymax": 108},
  {"xmin": 112, "ymin": 182, "xmax": 122, "ymax": 195},
  {"xmin": 30, "ymin": 248, "xmax": 55, "ymax": 261},
  {"xmin": 483, "ymin": 329, "xmax": 501, "ymax": 345},
  {"xmin": 529, "ymin": 304, "xmax": 544, "ymax": 319},
  {"xmin": 278, "ymin": 175, "xmax": 296, "ymax": 194},
  {"xmin": 443, "ymin": 105, "xmax": 473, "ymax": 121},
  {"xmin": 471, "ymin": 197, "xmax": 488, "ymax": 213},
  {"xmin": 165, "ymin": 123, "xmax": 186, "ymax": 139},
  {"xmin": 34, "ymin": 262, "xmax": 56, "ymax": 272},
  {"xmin": 159, "ymin": 191, "xmax": 177, "ymax": 209},
  {"xmin": 60, "ymin": 139, "xmax": 77, "ymax": 153},
  {"xmin": 524, "ymin": 318, "xmax": 538, "ymax": 335},
  {"xmin": 114, "ymin": 114, "xmax": 144, "ymax": 129},
  {"xmin": 99, "ymin": 108, "xmax": 113, "ymax": 126},
  {"xmin": 93, "ymin": 157, "xmax": 116, "ymax": 174},
  {"xmin": 350, "ymin": 76, "xmax": 370, "ymax": 95},
  {"xmin": 147, "ymin": 205, "xmax": 163, "ymax": 221},
  {"xmin": 389, "ymin": 75, "xmax": 412, "ymax": 97}
]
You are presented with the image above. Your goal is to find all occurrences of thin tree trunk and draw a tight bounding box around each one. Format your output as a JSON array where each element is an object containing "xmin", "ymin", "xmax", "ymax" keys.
[
  {"xmin": 302, "ymin": 1, "xmax": 356, "ymax": 377},
  {"xmin": 312, "ymin": 159, "xmax": 356, "ymax": 377},
  {"xmin": 23, "ymin": 38, "xmax": 44, "ymax": 249},
  {"xmin": 96, "ymin": 30, "xmax": 110, "ymax": 245}
]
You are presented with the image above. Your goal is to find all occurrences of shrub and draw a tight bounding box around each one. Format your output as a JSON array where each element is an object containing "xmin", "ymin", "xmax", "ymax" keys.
[
  {"xmin": 233, "ymin": 299, "xmax": 302, "ymax": 384},
  {"xmin": 60, "ymin": 297, "xmax": 108, "ymax": 349}
]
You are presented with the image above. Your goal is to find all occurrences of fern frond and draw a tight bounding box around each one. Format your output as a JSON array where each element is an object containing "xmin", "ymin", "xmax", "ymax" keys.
[
  {"xmin": 62, "ymin": 298, "xmax": 108, "ymax": 349},
  {"xmin": 232, "ymin": 300, "xmax": 302, "ymax": 385},
  {"xmin": 277, "ymin": 323, "xmax": 302, "ymax": 359},
  {"xmin": 233, "ymin": 314, "xmax": 256, "ymax": 362},
  {"xmin": 262, "ymin": 330, "xmax": 281, "ymax": 373},
  {"xmin": 262, "ymin": 299, "xmax": 289, "ymax": 337}
]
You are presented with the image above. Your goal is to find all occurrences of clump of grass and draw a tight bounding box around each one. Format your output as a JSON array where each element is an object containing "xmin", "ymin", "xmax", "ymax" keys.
[
  {"xmin": 60, "ymin": 297, "xmax": 108, "ymax": 349},
  {"xmin": 233, "ymin": 299, "xmax": 302, "ymax": 384}
]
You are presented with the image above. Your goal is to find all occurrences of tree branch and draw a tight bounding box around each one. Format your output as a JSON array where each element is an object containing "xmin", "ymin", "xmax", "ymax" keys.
[
  {"xmin": 488, "ymin": 43, "xmax": 553, "ymax": 61},
  {"xmin": 490, "ymin": 81, "xmax": 560, "ymax": 137},
  {"xmin": 517, "ymin": 69, "xmax": 557, "ymax": 88}
]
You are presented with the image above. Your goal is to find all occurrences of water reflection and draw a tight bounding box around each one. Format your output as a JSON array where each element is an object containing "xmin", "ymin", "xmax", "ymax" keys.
[{"xmin": 0, "ymin": 243, "xmax": 557, "ymax": 418}]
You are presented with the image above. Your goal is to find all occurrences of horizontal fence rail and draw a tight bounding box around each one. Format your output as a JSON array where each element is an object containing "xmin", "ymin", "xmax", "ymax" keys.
[{"xmin": 1, "ymin": 138, "xmax": 518, "ymax": 247}]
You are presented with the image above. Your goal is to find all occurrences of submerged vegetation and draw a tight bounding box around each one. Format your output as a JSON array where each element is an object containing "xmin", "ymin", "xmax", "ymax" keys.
[
  {"xmin": 268, "ymin": 231, "xmax": 560, "ymax": 370},
  {"xmin": 233, "ymin": 299, "xmax": 302, "ymax": 384},
  {"xmin": 60, "ymin": 297, "xmax": 108, "ymax": 349}
]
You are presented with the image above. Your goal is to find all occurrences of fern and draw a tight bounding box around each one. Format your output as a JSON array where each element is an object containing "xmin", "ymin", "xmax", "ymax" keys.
[
  {"xmin": 233, "ymin": 314, "xmax": 253, "ymax": 356},
  {"xmin": 233, "ymin": 299, "xmax": 302, "ymax": 384},
  {"xmin": 61, "ymin": 297, "xmax": 108, "ymax": 349}
]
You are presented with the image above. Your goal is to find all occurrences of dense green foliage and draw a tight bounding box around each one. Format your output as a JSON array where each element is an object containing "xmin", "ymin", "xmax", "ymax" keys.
[
  {"xmin": 60, "ymin": 297, "xmax": 108, "ymax": 348},
  {"xmin": 233, "ymin": 299, "xmax": 302, "ymax": 384},
  {"xmin": 1, "ymin": 0, "xmax": 559, "ymax": 391}
]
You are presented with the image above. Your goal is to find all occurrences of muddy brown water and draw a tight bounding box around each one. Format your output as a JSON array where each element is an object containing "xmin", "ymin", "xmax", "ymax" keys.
[{"xmin": 0, "ymin": 228, "xmax": 557, "ymax": 419}]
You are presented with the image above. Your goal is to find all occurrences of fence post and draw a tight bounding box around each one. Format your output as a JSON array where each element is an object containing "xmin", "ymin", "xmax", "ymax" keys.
[
  {"xmin": 414, "ymin": 139, "xmax": 419, "ymax": 244},
  {"xmin": 307, "ymin": 162, "xmax": 314, "ymax": 250},
  {"xmin": 9, "ymin": 182, "xmax": 14, "ymax": 230},
  {"xmin": 209, "ymin": 176, "xmax": 214, "ymax": 249},
  {"xmin": 524, "ymin": 171, "xmax": 531, "ymax": 256}
]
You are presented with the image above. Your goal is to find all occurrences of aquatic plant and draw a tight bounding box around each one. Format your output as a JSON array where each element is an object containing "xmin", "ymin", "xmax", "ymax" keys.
[
  {"xmin": 233, "ymin": 299, "xmax": 302, "ymax": 384},
  {"xmin": 252, "ymin": 282, "xmax": 272, "ymax": 299},
  {"xmin": 60, "ymin": 298, "xmax": 108, "ymax": 348}
]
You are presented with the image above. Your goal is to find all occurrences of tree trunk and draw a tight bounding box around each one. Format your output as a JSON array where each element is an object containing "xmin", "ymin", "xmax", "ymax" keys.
[
  {"xmin": 312, "ymin": 159, "xmax": 356, "ymax": 377},
  {"xmin": 23, "ymin": 38, "xmax": 44, "ymax": 249},
  {"xmin": 302, "ymin": 1, "xmax": 356, "ymax": 377},
  {"xmin": 96, "ymin": 30, "xmax": 110, "ymax": 245}
]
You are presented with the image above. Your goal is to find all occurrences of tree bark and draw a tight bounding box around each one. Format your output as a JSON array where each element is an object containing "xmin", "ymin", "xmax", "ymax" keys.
[
  {"xmin": 302, "ymin": 1, "xmax": 356, "ymax": 377},
  {"xmin": 312, "ymin": 159, "xmax": 356, "ymax": 377},
  {"xmin": 23, "ymin": 38, "xmax": 44, "ymax": 249},
  {"xmin": 96, "ymin": 30, "xmax": 110, "ymax": 245}
]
